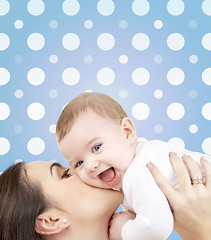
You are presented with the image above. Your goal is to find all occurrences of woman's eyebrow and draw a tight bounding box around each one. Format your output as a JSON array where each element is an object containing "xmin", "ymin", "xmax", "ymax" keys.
[{"xmin": 50, "ymin": 162, "xmax": 62, "ymax": 176}]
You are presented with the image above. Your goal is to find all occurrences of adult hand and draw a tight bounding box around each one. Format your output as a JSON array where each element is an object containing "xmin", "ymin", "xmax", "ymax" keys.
[{"xmin": 147, "ymin": 153, "xmax": 211, "ymax": 240}]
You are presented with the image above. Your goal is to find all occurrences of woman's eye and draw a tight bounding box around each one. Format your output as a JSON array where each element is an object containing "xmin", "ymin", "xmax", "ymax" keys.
[
  {"xmin": 62, "ymin": 168, "xmax": 71, "ymax": 179},
  {"xmin": 93, "ymin": 144, "xmax": 101, "ymax": 152},
  {"xmin": 76, "ymin": 160, "xmax": 83, "ymax": 168}
]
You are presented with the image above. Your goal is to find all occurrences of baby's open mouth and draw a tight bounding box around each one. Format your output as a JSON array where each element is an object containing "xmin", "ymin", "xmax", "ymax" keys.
[{"xmin": 99, "ymin": 167, "xmax": 120, "ymax": 186}]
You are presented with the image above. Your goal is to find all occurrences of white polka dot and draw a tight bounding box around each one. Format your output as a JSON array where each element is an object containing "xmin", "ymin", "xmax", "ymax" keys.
[
  {"xmin": 14, "ymin": 159, "xmax": 23, "ymax": 164},
  {"xmin": 189, "ymin": 20, "xmax": 198, "ymax": 29},
  {"xmin": 84, "ymin": 55, "xmax": 93, "ymax": 64},
  {"xmin": 27, "ymin": 102, "xmax": 45, "ymax": 120},
  {"xmin": 132, "ymin": 0, "xmax": 150, "ymax": 16},
  {"xmin": 132, "ymin": 33, "xmax": 150, "ymax": 51},
  {"xmin": 167, "ymin": 102, "xmax": 185, "ymax": 120},
  {"xmin": 49, "ymin": 20, "xmax": 58, "ymax": 29},
  {"xmin": 189, "ymin": 124, "xmax": 198, "ymax": 134},
  {"xmin": 62, "ymin": 68, "xmax": 80, "ymax": 85},
  {"xmin": 202, "ymin": 103, "xmax": 211, "ymax": 120},
  {"xmin": 27, "ymin": 68, "xmax": 45, "ymax": 85},
  {"xmin": 97, "ymin": 33, "xmax": 115, "ymax": 51},
  {"xmin": 154, "ymin": 55, "xmax": 163, "ymax": 64},
  {"xmin": 168, "ymin": 137, "xmax": 185, "ymax": 148},
  {"xmin": 132, "ymin": 103, "xmax": 150, "ymax": 120},
  {"xmin": 27, "ymin": 33, "xmax": 45, "ymax": 51},
  {"xmin": 97, "ymin": 0, "xmax": 115, "ymax": 16},
  {"xmin": 118, "ymin": 89, "xmax": 128, "ymax": 99},
  {"xmin": 138, "ymin": 137, "xmax": 148, "ymax": 143},
  {"xmin": 49, "ymin": 55, "xmax": 58, "ymax": 64},
  {"xmin": 167, "ymin": 33, "xmax": 185, "ymax": 51},
  {"xmin": 202, "ymin": 33, "xmax": 211, "ymax": 50},
  {"xmin": 27, "ymin": 0, "xmax": 45, "ymax": 16},
  {"xmin": 0, "ymin": 68, "xmax": 10, "ymax": 85},
  {"xmin": 27, "ymin": 137, "xmax": 45, "ymax": 155},
  {"xmin": 0, "ymin": 33, "xmax": 10, "ymax": 51},
  {"xmin": 0, "ymin": 103, "xmax": 10, "ymax": 120},
  {"xmin": 15, "ymin": 89, "xmax": 24, "ymax": 98},
  {"xmin": 202, "ymin": 138, "xmax": 211, "ymax": 155},
  {"xmin": 49, "ymin": 159, "xmax": 58, "ymax": 163},
  {"xmin": 62, "ymin": 33, "xmax": 80, "ymax": 51},
  {"xmin": 167, "ymin": 68, "xmax": 185, "ymax": 85},
  {"xmin": 202, "ymin": 68, "xmax": 211, "ymax": 85},
  {"xmin": 49, "ymin": 124, "xmax": 56, "ymax": 133},
  {"xmin": 119, "ymin": 55, "xmax": 128, "ymax": 64},
  {"xmin": 188, "ymin": 89, "xmax": 198, "ymax": 99},
  {"xmin": 62, "ymin": 0, "xmax": 80, "ymax": 16},
  {"xmin": 14, "ymin": 20, "xmax": 24, "ymax": 29},
  {"xmin": 132, "ymin": 68, "xmax": 150, "ymax": 85},
  {"xmin": 154, "ymin": 89, "xmax": 163, "ymax": 99},
  {"xmin": 49, "ymin": 89, "xmax": 58, "ymax": 99},
  {"xmin": 154, "ymin": 20, "xmax": 163, "ymax": 29},
  {"xmin": 0, "ymin": 137, "xmax": 10, "ymax": 155},
  {"xmin": 119, "ymin": 20, "xmax": 128, "ymax": 29},
  {"xmin": 14, "ymin": 124, "xmax": 23, "ymax": 134},
  {"xmin": 189, "ymin": 55, "xmax": 198, "ymax": 64},
  {"xmin": 14, "ymin": 55, "xmax": 23, "ymax": 63},
  {"xmin": 167, "ymin": 0, "xmax": 185, "ymax": 16},
  {"xmin": 0, "ymin": 0, "xmax": 10, "ymax": 16},
  {"xmin": 202, "ymin": 0, "xmax": 211, "ymax": 16},
  {"xmin": 84, "ymin": 89, "xmax": 93, "ymax": 93},
  {"xmin": 154, "ymin": 124, "xmax": 163, "ymax": 133},
  {"xmin": 97, "ymin": 68, "xmax": 115, "ymax": 86},
  {"xmin": 84, "ymin": 20, "xmax": 93, "ymax": 29}
]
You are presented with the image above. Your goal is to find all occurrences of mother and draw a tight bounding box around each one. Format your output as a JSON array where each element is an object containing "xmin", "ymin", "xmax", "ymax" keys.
[
  {"xmin": 0, "ymin": 161, "xmax": 122, "ymax": 240},
  {"xmin": 0, "ymin": 156, "xmax": 211, "ymax": 240}
]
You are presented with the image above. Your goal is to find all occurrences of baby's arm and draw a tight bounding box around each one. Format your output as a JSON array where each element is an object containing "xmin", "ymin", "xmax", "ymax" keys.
[
  {"xmin": 109, "ymin": 211, "xmax": 135, "ymax": 240},
  {"xmin": 121, "ymin": 163, "xmax": 174, "ymax": 240}
]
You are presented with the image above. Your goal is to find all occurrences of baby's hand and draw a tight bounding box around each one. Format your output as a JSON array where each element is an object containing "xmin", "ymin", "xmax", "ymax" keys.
[{"xmin": 109, "ymin": 211, "xmax": 135, "ymax": 240}]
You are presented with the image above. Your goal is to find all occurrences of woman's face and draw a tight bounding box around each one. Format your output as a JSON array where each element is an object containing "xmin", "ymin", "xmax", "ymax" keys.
[{"xmin": 25, "ymin": 161, "xmax": 123, "ymax": 223}]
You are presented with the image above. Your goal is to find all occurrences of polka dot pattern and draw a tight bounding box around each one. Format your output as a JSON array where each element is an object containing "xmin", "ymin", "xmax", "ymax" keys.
[{"xmin": 0, "ymin": 4, "xmax": 210, "ymax": 226}]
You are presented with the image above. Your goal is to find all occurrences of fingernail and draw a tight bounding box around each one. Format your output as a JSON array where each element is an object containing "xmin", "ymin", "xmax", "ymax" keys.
[
  {"xmin": 201, "ymin": 157, "xmax": 207, "ymax": 163},
  {"xmin": 146, "ymin": 161, "xmax": 153, "ymax": 171},
  {"xmin": 182, "ymin": 154, "xmax": 188, "ymax": 160},
  {"xmin": 169, "ymin": 152, "xmax": 176, "ymax": 158}
]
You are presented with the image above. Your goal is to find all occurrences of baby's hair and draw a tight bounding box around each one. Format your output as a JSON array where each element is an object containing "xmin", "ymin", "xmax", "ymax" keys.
[{"xmin": 56, "ymin": 92, "xmax": 128, "ymax": 143}]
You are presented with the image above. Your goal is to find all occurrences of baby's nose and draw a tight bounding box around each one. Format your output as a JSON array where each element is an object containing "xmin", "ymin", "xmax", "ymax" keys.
[{"xmin": 86, "ymin": 160, "xmax": 100, "ymax": 172}]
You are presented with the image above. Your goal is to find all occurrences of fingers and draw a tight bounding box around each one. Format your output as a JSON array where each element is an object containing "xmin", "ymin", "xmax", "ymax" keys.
[
  {"xmin": 169, "ymin": 152, "xmax": 191, "ymax": 188},
  {"xmin": 200, "ymin": 157, "xmax": 211, "ymax": 189},
  {"xmin": 182, "ymin": 155, "xmax": 203, "ymax": 188},
  {"xmin": 146, "ymin": 161, "xmax": 176, "ymax": 202}
]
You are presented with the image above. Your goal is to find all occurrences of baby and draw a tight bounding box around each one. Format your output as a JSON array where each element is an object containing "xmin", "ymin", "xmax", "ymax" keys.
[{"xmin": 56, "ymin": 92, "xmax": 210, "ymax": 240}]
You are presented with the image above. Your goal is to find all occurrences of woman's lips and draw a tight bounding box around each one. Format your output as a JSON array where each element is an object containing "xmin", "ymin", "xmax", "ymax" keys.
[{"xmin": 99, "ymin": 167, "xmax": 120, "ymax": 187}]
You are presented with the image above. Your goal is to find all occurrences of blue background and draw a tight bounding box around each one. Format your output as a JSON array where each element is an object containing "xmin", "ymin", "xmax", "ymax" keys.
[{"xmin": 0, "ymin": 1, "xmax": 211, "ymax": 239}]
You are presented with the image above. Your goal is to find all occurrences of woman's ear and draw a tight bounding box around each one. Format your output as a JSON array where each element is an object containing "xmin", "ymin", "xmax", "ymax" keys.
[
  {"xmin": 35, "ymin": 209, "xmax": 70, "ymax": 235},
  {"xmin": 121, "ymin": 117, "xmax": 137, "ymax": 143}
]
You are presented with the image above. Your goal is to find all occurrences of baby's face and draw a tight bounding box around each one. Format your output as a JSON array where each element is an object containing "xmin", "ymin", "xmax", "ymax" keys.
[{"xmin": 58, "ymin": 110, "xmax": 136, "ymax": 189}]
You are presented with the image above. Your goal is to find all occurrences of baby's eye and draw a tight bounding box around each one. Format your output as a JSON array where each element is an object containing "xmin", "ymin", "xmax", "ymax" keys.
[
  {"xmin": 62, "ymin": 168, "xmax": 71, "ymax": 179},
  {"xmin": 76, "ymin": 160, "xmax": 83, "ymax": 168},
  {"xmin": 93, "ymin": 144, "xmax": 102, "ymax": 152}
]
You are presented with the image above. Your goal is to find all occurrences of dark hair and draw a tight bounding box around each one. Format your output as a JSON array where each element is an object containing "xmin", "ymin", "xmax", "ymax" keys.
[{"xmin": 0, "ymin": 162, "xmax": 48, "ymax": 240}]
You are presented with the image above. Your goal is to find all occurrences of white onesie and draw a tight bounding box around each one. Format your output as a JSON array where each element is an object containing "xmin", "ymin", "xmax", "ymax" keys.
[{"xmin": 121, "ymin": 140, "xmax": 210, "ymax": 240}]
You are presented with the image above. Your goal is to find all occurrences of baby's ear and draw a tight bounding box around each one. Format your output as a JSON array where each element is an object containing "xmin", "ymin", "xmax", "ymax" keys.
[
  {"xmin": 35, "ymin": 208, "xmax": 70, "ymax": 235},
  {"xmin": 121, "ymin": 117, "xmax": 137, "ymax": 142}
]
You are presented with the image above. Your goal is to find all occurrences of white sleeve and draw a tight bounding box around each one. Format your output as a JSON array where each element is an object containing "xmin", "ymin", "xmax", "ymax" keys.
[
  {"xmin": 121, "ymin": 140, "xmax": 210, "ymax": 240},
  {"xmin": 121, "ymin": 165, "xmax": 173, "ymax": 240}
]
